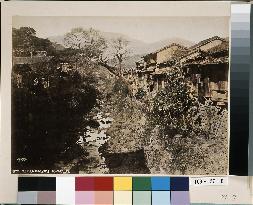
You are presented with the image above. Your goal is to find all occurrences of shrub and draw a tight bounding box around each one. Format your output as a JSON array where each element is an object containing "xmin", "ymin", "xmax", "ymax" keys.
[
  {"xmin": 148, "ymin": 67, "xmax": 228, "ymax": 174},
  {"xmin": 151, "ymin": 67, "xmax": 196, "ymax": 137},
  {"xmin": 113, "ymin": 78, "xmax": 130, "ymax": 97},
  {"xmin": 135, "ymin": 88, "xmax": 146, "ymax": 100}
]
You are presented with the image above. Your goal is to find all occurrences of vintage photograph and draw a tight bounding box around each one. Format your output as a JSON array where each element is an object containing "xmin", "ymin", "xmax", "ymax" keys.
[{"xmin": 11, "ymin": 16, "xmax": 229, "ymax": 174}]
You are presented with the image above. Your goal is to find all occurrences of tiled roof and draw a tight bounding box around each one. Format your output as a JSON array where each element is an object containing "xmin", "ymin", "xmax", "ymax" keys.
[
  {"xmin": 143, "ymin": 43, "xmax": 188, "ymax": 58},
  {"xmin": 180, "ymin": 36, "xmax": 228, "ymax": 60},
  {"xmin": 155, "ymin": 43, "xmax": 188, "ymax": 53},
  {"xmin": 189, "ymin": 36, "xmax": 226, "ymax": 50},
  {"xmin": 207, "ymin": 41, "xmax": 229, "ymax": 54}
]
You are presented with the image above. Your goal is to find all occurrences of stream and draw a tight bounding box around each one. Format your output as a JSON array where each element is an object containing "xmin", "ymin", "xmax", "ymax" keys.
[
  {"xmin": 54, "ymin": 92, "xmax": 150, "ymax": 174},
  {"xmin": 76, "ymin": 111, "xmax": 113, "ymax": 174}
]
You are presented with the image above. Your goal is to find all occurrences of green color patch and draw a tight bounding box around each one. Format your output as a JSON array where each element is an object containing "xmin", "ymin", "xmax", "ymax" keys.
[
  {"xmin": 133, "ymin": 177, "xmax": 151, "ymax": 191},
  {"xmin": 133, "ymin": 191, "xmax": 151, "ymax": 205}
]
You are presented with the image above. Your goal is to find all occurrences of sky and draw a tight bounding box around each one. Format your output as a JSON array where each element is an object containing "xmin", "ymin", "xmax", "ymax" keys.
[{"xmin": 13, "ymin": 16, "xmax": 229, "ymax": 44}]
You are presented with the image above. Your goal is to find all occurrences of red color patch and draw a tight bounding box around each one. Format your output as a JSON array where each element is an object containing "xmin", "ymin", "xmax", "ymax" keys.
[
  {"xmin": 94, "ymin": 177, "xmax": 113, "ymax": 191},
  {"xmin": 75, "ymin": 177, "xmax": 95, "ymax": 191}
]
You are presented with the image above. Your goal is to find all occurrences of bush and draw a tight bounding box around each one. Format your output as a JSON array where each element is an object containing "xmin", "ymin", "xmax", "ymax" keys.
[
  {"xmin": 151, "ymin": 67, "xmax": 196, "ymax": 137},
  {"xmin": 12, "ymin": 59, "xmax": 98, "ymax": 170},
  {"xmin": 135, "ymin": 88, "xmax": 146, "ymax": 100},
  {"xmin": 113, "ymin": 78, "xmax": 130, "ymax": 97},
  {"xmin": 148, "ymin": 67, "xmax": 228, "ymax": 174}
]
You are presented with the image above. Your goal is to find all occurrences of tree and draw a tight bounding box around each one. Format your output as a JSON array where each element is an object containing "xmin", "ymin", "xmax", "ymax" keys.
[
  {"xmin": 13, "ymin": 27, "xmax": 56, "ymax": 57},
  {"xmin": 33, "ymin": 37, "xmax": 55, "ymax": 56},
  {"xmin": 13, "ymin": 27, "xmax": 36, "ymax": 57},
  {"xmin": 64, "ymin": 27, "xmax": 88, "ymax": 50},
  {"xmin": 64, "ymin": 27, "xmax": 107, "ymax": 68},
  {"xmin": 110, "ymin": 37, "xmax": 130, "ymax": 76}
]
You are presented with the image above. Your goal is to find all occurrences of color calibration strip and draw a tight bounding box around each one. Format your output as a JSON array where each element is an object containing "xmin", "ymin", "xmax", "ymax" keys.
[
  {"xmin": 229, "ymin": 3, "xmax": 251, "ymax": 176},
  {"xmin": 249, "ymin": 3, "xmax": 253, "ymax": 176},
  {"xmin": 18, "ymin": 176, "xmax": 189, "ymax": 205}
]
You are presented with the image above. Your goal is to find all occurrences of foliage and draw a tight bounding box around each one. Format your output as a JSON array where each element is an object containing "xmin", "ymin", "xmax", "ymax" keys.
[
  {"xmin": 165, "ymin": 103, "xmax": 228, "ymax": 174},
  {"xmin": 135, "ymin": 88, "xmax": 146, "ymax": 100},
  {"xmin": 64, "ymin": 27, "xmax": 107, "ymax": 62},
  {"xmin": 13, "ymin": 27, "xmax": 55, "ymax": 57},
  {"xmin": 152, "ymin": 67, "xmax": 196, "ymax": 137},
  {"xmin": 109, "ymin": 37, "xmax": 131, "ymax": 75},
  {"xmin": 149, "ymin": 67, "xmax": 228, "ymax": 174},
  {"xmin": 12, "ymin": 57, "xmax": 98, "ymax": 170},
  {"xmin": 113, "ymin": 78, "xmax": 130, "ymax": 97}
]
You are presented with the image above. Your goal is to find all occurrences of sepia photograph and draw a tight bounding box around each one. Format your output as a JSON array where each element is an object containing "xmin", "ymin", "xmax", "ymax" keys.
[{"xmin": 11, "ymin": 16, "xmax": 229, "ymax": 175}]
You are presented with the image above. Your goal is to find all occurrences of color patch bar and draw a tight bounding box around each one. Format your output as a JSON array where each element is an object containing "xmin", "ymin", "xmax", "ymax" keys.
[
  {"xmin": 114, "ymin": 191, "xmax": 132, "ymax": 205},
  {"xmin": 37, "ymin": 191, "xmax": 56, "ymax": 204},
  {"xmin": 171, "ymin": 191, "xmax": 190, "ymax": 205},
  {"xmin": 17, "ymin": 176, "xmax": 189, "ymax": 204},
  {"xmin": 152, "ymin": 191, "xmax": 171, "ymax": 205},
  {"xmin": 94, "ymin": 177, "xmax": 113, "ymax": 191},
  {"xmin": 133, "ymin": 191, "xmax": 151, "ymax": 205},
  {"xmin": 133, "ymin": 177, "xmax": 151, "ymax": 191},
  {"xmin": 171, "ymin": 177, "xmax": 190, "ymax": 205},
  {"xmin": 75, "ymin": 177, "xmax": 95, "ymax": 191},
  {"xmin": 171, "ymin": 177, "xmax": 189, "ymax": 191},
  {"xmin": 56, "ymin": 177, "xmax": 75, "ymax": 205},
  {"xmin": 18, "ymin": 177, "xmax": 56, "ymax": 191},
  {"xmin": 76, "ymin": 191, "xmax": 94, "ymax": 205},
  {"xmin": 230, "ymin": 3, "xmax": 251, "ymax": 176},
  {"xmin": 151, "ymin": 177, "xmax": 170, "ymax": 190},
  {"xmin": 17, "ymin": 191, "xmax": 37, "ymax": 204},
  {"xmin": 114, "ymin": 177, "xmax": 132, "ymax": 191}
]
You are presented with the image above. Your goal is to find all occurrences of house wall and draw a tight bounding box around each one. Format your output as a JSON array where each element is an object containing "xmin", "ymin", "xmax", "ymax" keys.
[{"xmin": 186, "ymin": 64, "xmax": 228, "ymax": 102}]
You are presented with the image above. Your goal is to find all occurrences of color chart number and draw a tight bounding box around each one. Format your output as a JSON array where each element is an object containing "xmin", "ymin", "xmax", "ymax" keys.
[{"xmin": 191, "ymin": 177, "xmax": 227, "ymax": 186}]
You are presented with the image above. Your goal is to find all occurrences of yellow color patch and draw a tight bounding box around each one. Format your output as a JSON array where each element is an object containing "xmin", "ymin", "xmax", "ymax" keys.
[{"xmin": 114, "ymin": 177, "xmax": 132, "ymax": 191}]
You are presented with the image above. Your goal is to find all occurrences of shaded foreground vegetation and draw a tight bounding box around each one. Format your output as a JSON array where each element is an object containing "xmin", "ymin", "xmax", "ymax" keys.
[
  {"xmin": 103, "ymin": 70, "xmax": 227, "ymax": 174},
  {"xmin": 12, "ymin": 26, "xmax": 228, "ymax": 174},
  {"xmin": 12, "ymin": 60, "xmax": 98, "ymax": 170}
]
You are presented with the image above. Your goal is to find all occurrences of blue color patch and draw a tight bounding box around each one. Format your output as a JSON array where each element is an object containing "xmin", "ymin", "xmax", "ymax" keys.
[
  {"xmin": 170, "ymin": 177, "xmax": 189, "ymax": 191},
  {"xmin": 151, "ymin": 177, "xmax": 170, "ymax": 190},
  {"xmin": 152, "ymin": 191, "xmax": 171, "ymax": 205}
]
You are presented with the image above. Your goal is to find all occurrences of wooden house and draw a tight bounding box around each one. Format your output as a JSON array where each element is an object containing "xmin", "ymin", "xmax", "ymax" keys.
[
  {"xmin": 180, "ymin": 36, "xmax": 229, "ymax": 105},
  {"xmin": 151, "ymin": 44, "xmax": 188, "ymax": 91},
  {"xmin": 133, "ymin": 36, "xmax": 229, "ymax": 105},
  {"xmin": 12, "ymin": 56, "xmax": 54, "ymax": 88},
  {"xmin": 135, "ymin": 57, "xmax": 153, "ymax": 93}
]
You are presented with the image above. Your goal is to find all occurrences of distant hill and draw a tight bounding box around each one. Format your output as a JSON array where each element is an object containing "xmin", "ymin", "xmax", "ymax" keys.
[
  {"xmin": 107, "ymin": 54, "xmax": 143, "ymax": 71},
  {"xmin": 48, "ymin": 35, "xmax": 65, "ymax": 46},
  {"xmin": 146, "ymin": 38, "xmax": 194, "ymax": 53},
  {"xmin": 48, "ymin": 31, "xmax": 195, "ymax": 57},
  {"xmin": 51, "ymin": 42, "xmax": 65, "ymax": 51}
]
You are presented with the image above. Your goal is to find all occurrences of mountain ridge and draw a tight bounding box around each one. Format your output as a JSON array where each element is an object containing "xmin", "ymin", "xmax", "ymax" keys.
[{"xmin": 47, "ymin": 31, "xmax": 196, "ymax": 56}]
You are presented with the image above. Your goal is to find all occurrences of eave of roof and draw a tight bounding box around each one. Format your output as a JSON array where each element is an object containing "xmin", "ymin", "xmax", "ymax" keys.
[{"xmin": 189, "ymin": 36, "xmax": 226, "ymax": 50}]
